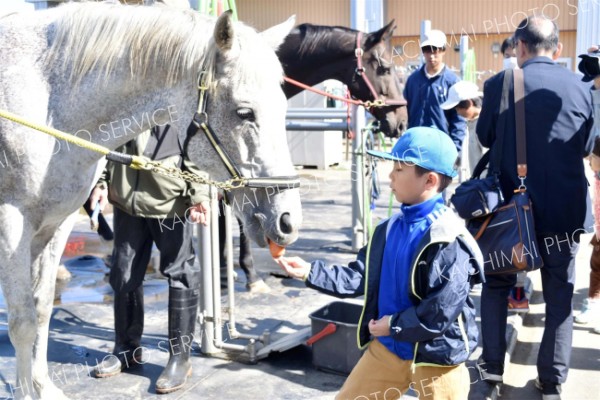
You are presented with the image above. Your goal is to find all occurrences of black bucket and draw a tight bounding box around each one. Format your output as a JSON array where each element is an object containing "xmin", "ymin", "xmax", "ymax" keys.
[{"xmin": 308, "ymin": 301, "xmax": 364, "ymax": 375}]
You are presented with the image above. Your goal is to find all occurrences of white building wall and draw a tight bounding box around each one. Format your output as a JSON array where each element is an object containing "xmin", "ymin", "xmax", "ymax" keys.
[{"xmin": 575, "ymin": 1, "xmax": 600, "ymax": 76}]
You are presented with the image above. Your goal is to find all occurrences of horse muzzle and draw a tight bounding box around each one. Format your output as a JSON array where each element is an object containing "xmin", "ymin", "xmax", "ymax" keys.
[{"xmin": 252, "ymin": 211, "xmax": 300, "ymax": 248}]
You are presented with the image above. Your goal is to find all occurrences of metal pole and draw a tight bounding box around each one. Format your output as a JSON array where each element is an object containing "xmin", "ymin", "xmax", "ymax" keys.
[
  {"xmin": 351, "ymin": 106, "xmax": 366, "ymax": 251},
  {"xmin": 199, "ymin": 187, "xmax": 217, "ymax": 355},
  {"xmin": 286, "ymin": 109, "xmax": 349, "ymax": 119},
  {"xmin": 350, "ymin": 0, "xmax": 385, "ymax": 251},
  {"xmin": 350, "ymin": 0, "xmax": 367, "ymax": 252},
  {"xmin": 286, "ymin": 121, "xmax": 349, "ymax": 131},
  {"xmin": 224, "ymin": 203, "xmax": 237, "ymax": 336},
  {"xmin": 420, "ymin": 20, "xmax": 431, "ymax": 66},
  {"xmin": 460, "ymin": 35, "xmax": 469, "ymax": 80},
  {"xmin": 210, "ymin": 188, "xmax": 223, "ymax": 346}
]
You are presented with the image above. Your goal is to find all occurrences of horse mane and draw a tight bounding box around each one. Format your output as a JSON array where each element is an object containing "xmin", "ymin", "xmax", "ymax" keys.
[
  {"xmin": 47, "ymin": 2, "xmax": 218, "ymax": 88},
  {"xmin": 296, "ymin": 24, "xmax": 358, "ymax": 58}
]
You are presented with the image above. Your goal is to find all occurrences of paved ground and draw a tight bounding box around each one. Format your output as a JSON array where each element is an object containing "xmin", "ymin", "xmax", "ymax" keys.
[
  {"xmin": 0, "ymin": 158, "xmax": 598, "ymax": 399},
  {"xmin": 490, "ymin": 236, "xmax": 600, "ymax": 400}
]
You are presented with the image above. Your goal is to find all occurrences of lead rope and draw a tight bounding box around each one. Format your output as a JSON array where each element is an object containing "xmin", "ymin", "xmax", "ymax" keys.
[{"xmin": 0, "ymin": 108, "xmax": 243, "ymax": 190}]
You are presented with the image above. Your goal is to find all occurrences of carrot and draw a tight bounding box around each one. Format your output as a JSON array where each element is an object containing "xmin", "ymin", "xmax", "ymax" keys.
[{"xmin": 268, "ymin": 239, "xmax": 286, "ymax": 258}]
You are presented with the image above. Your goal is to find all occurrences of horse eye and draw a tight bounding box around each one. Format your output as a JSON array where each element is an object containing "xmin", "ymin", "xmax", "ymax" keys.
[
  {"xmin": 377, "ymin": 65, "xmax": 391, "ymax": 75},
  {"xmin": 237, "ymin": 108, "xmax": 255, "ymax": 121}
]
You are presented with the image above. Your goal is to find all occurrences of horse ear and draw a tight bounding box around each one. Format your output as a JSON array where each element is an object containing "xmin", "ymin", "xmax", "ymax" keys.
[
  {"xmin": 260, "ymin": 15, "xmax": 296, "ymax": 50},
  {"xmin": 365, "ymin": 19, "xmax": 396, "ymax": 49},
  {"xmin": 214, "ymin": 10, "xmax": 235, "ymax": 51}
]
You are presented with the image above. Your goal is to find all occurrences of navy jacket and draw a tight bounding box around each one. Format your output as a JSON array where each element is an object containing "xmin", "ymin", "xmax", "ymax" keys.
[
  {"xmin": 305, "ymin": 208, "xmax": 484, "ymax": 366},
  {"xmin": 403, "ymin": 65, "xmax": 467, "ymax": 152},
  {"xmin": 477, "ymin": 57, "xmax": 596, "ymax": 236}
]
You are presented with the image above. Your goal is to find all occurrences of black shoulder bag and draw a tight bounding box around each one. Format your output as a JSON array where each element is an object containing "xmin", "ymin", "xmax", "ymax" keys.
[{"xmin": 451, "ymin": 69, "xmax": 544, "ymax": 275}]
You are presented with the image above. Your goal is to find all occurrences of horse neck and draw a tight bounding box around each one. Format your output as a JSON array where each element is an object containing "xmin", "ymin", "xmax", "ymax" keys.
[
  {"xmin": 49, "ymin": 71, "xmax": 196, "ymax": 156},
  {"xmin": 279, "ymin": 26, "xmax": 358, "ymax": 99}
]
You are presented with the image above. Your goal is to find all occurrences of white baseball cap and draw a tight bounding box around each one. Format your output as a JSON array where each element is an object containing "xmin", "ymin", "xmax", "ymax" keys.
[
  {"xmin": 421, "ymin": 30, "xmax": 447, "ymax": 49},
  {"xmin": 440, "ymin": 81, "xmax": 483, "ymax": 110}
]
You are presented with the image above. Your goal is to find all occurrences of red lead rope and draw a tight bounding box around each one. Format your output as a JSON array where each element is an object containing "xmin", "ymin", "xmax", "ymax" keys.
[
  {"xmin": 283, "ymin": 76, "xmax": 365, "ymax": 106},
  {"xmin": 283, "ymin": 32, "xmax": 406, "ymax": 109}
]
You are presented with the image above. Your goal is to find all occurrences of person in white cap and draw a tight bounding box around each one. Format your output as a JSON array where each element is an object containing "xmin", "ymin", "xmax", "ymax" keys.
[
  {"xmin": 403, "ymin": 29, "xmax": 467, "ymax": 156},
  {"xmin": 440, "ymin": 80, "xmax": 484, "ymax": 175}
]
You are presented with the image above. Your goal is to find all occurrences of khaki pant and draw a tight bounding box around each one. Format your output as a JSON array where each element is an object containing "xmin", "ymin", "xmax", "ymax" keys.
[{"xmin": 336, "ymin": 339, "xmax": 470, "ymax": 400}]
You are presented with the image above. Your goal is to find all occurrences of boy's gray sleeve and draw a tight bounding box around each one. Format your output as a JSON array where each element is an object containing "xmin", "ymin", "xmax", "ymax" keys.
[
  {"xmin": 388, "ymin": 240, "xmax": 474, "ymax": 342},
  {"xmin": 304, "ymin": 245, "xmax": 367, "ymax": 298}
]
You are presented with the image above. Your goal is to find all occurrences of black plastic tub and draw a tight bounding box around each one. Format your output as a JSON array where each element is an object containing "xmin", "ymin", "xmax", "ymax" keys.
[{"xmin": 308, "ymin": 301, "xmax": 365, "ymax": 375}]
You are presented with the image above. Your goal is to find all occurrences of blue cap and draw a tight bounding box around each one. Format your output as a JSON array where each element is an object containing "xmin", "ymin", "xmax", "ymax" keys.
[{"xmin": 367, "ymin": 126, "xmax": 458, "ymax": 178}]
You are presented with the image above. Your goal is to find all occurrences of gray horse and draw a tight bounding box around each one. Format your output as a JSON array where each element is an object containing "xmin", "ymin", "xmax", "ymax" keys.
[{"xmin": 0, "ymin": 3, "xmax": 299, "ymax": 399}]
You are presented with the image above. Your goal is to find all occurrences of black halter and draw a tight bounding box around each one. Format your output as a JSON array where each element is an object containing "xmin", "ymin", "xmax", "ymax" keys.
[{"xmin": 188, "ymin": 80, "xmax": 301, "ymax": 192}]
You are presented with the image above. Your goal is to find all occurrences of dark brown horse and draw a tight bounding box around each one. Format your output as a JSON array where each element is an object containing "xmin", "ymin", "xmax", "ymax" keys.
[
  {"xmin": 222, "ymin": 21, "xmax": 407, "ymax": 291},
  {"xmin": 280, "ymin": 20, "xmax": 406, "ymax": 137}
]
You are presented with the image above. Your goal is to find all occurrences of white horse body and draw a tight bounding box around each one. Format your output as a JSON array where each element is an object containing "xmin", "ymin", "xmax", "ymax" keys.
[{"xmin": 0, "ymin": 3, "xmax": 299, "ymax": 399}]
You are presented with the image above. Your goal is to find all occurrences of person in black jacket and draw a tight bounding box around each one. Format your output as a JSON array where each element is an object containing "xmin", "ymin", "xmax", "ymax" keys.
[
  {"xmin": 476, "ymin": 16, "xmax": 596, "ymax": 400},
  {"xmin": 277, "ymin": 127, "xmax": 484, "ymax": 400}
]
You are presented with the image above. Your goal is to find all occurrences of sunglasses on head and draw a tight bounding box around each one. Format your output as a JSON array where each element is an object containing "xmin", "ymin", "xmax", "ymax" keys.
[{"xmin": 421, "ymin": 46, "xmax": 444, "ymax": 53}]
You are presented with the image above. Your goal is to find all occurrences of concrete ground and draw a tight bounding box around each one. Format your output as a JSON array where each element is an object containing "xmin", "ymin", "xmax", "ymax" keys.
[{"xmin": 0, "ymin": 158, "xmax": 598, "ymax": 399}]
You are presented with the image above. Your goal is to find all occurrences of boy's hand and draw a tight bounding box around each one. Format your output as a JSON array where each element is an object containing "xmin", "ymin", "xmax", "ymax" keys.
[
  {"xmin": 275, "ymin": 256, "xmax": 310, "ymax": 279},
  {"xmin": 368, "ymin": 316, "xmax": 391, "ymax": 337}
]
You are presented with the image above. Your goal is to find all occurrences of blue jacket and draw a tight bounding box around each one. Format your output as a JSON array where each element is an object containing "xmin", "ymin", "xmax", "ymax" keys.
[
  {"xmin": 403, "ymin": 65, "xmax": 467, "ymax": 152},
  {"xmin": 477, "ymin": 57, "xmax": 596, "ymax": 236},
  {"xmin": 305, "ymin": 208, "xmax": 484, "ymax": 366}
]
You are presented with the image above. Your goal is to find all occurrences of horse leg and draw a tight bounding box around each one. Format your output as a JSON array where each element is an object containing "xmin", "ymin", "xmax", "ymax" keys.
[
  {"xmin": 237, "ymin": 218, "xmax": 270, "ymax": 293},
  {"xmin": 29, "ymin": 217, "xmax": 75, "ymax": 400},
  {"xmin": 0, "ymin": 207, "xmax": 37, "ymax": 400},
  {"xmin": 219, "ymin": 200, "xmax": 269, "ymax": 293}
]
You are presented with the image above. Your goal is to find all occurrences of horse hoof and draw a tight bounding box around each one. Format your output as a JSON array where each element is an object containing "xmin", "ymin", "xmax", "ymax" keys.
[
  {"xmin": 247, "ymin": 279, "xmax": 270, "ymax": 293},
  {"xmin": 36, "ymin": 380, "xmax": 70, "ymax": 400}
]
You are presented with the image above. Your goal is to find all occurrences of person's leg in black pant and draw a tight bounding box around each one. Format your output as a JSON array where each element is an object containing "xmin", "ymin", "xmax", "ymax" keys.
[
  {"xmin": 479, "ymin": 271, "xmax": 517, "ymax": 383},
  {"xmin": 537, "ymin": 233, "xmax": 578, "ymax": 387},
  {"xmin": 149, "ymin": 218, "xmax": 200, "ymax": 394},
  {"xmin": 94, "ymin": 208, "xmax": 153, "ymax": 377}
]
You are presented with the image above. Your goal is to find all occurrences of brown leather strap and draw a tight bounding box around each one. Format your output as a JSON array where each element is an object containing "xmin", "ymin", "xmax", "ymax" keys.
[
  {"xmin": 474, "ymin": 215, "xmax": 493, "ymax": 240},
  {"xmin": 514, "ymin": 69, "xmax": 527, "ymax": 178},
  {"xmin": 488, "ymin": 69, "xmax": 513, "ymax": 178}
]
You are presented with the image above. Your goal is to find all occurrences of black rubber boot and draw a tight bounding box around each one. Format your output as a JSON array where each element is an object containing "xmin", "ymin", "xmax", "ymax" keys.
[
  {"xmin": 155, "ymin": 287, "xmax": 199, "ymax": 394},
  {"xmin": 94, "ymin": 287, "xmax": 144, "ymax": 378}
]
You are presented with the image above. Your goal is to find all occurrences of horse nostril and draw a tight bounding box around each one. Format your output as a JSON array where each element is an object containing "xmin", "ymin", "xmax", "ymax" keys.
[{"xmin": 279, "ymin": 212, "xmax": 293, "ymax": 234}]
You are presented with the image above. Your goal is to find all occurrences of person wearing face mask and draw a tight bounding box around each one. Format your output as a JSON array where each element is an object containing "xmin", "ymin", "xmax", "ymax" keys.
[{"xmin": 502, "ymin": 37, "xmax": 518, "ymax": 71}]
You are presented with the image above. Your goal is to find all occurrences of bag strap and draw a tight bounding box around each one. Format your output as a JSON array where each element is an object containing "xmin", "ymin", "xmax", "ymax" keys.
[
  {"xmin": 487, "ymin": 69, "xmax": 513, "ymax": 178},
  {"xmin": 513, "ymin": 68, "xmax": 527, "ymax": 183}
]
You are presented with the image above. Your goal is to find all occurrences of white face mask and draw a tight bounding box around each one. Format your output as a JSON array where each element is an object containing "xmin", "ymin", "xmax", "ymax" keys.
[{"xmin": 503, "ymin": 57, "xmax": 518, "ymax": 70}]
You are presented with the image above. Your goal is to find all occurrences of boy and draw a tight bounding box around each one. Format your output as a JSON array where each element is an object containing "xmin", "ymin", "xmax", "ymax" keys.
[{"xmin": 277, "ymin": 127, "xmax": 484, "ymax": 400}]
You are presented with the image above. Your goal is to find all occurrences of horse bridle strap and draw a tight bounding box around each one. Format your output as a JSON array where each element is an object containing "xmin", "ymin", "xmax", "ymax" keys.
[
  {"xmin": 190, "ymin": 112, "xmax": 301, "ymax": 191},
  {"xmin": 354, "ymin": 31, "xmax": 406, "ymax": 108}
]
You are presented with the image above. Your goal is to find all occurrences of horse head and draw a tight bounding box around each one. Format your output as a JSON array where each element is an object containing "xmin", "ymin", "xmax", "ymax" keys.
[
  {"xmin": 355, "ymin": 20, "xmax": 407, "ymax": 138},
  {"xmin": 185, "ymin": 12, "xmax": 301, "ymax": 248},
  {"xmin": 278, "ymin": 21, "xmax": 407, "ymax": 138}
]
